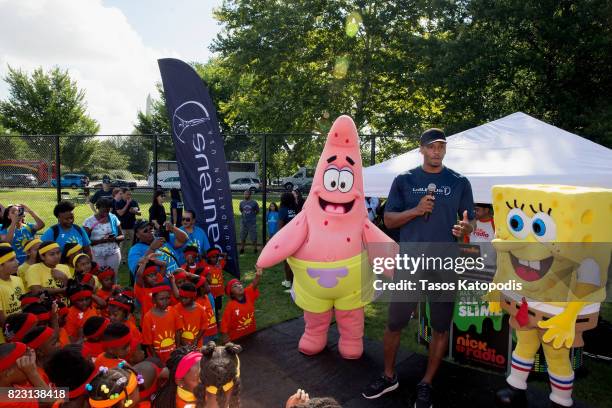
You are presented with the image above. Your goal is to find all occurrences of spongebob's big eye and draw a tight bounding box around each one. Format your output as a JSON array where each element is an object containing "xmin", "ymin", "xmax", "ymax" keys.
[
  {"xmin": 507, "ymin": 208, "xmax": 530, "ymax": 239},
  {"xmin": 338, "ymin": 170, "xmax": 353, "ymax": 193},
  {"xmin": 323, "ymin": 168, "xmax": 340, "ymax": 191},
  {"xmin": 531, "ymin": 213, "xmax": 556, "ymax": 242}
]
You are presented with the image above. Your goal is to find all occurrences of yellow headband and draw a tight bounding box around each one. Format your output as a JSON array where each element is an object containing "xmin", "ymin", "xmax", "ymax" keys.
[
  {"xmin": 205, "ymin": 356, "xmax": 240, "ymax": 395},
  {"xmin": 66, "ymin": 244, "xmax": 83, "ymax": 258},
  {"xmin": 24, "ymin": 239, "xmax": 41, "ymax": 252},
  {"xmin": 39, "ymin": 243, "xmax": 60, "ymax": 255},
  {"xmin": 0, "ymin": 251, "xmax": 16, "ymax": 265},
  {"xmin": 0, "ymin": 242, "xmax": 11, "ymax": 248},
  {"xmin": 72, "ymin": 253, "xmax": 90, "ymax": 267}
]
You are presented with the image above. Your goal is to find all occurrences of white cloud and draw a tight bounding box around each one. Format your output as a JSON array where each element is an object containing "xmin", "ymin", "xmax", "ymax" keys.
[{"xmin": 0, "ymin": 0, "xmax": 175, "ymax": 134}]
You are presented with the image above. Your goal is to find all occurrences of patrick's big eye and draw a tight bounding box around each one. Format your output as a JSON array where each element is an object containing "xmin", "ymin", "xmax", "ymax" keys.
[
  {"xmin": 323, "ymin": 168, "xmax": 340, "ymax": 191},
  {"xmin": 338, "ymin": 170, "xmax": 353, "ymax": 193},
  {"xmin": 506, "ymin": 208, "xmax": 529, "ymax": 240}
]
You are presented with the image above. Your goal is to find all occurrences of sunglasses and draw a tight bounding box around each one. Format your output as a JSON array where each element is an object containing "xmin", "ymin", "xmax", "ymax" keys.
[
  {"xmin": 141, "ymin": 227, "xmax": 152, "ymax": 233},
  {"xmin": 183, "ymin": 218, "xmax": 192, "ymax": 222}
]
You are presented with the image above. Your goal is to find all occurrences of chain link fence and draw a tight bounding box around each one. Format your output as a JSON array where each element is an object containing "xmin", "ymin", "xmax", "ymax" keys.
[{"xmin": 0, "ymin": 132, "xmax": 417, "ymax": 240}]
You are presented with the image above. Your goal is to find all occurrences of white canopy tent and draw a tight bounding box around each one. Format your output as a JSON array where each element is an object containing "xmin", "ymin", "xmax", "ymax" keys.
[{"xmin": 363, "ymin": 112, "xmax": 612, "ymax": 203}]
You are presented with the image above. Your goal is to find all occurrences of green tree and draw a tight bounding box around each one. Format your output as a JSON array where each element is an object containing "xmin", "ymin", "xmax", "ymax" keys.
[
  {"xmin": 421, "ymin": 0, "xmax": 612, "ymax": 146},
  {"xmin": 0, "ymin": 66, "xmax": 100, "ymax": 173},
  {"xmin": 0, "ymin": 66, "xmax": 99, "ymax": 139}
]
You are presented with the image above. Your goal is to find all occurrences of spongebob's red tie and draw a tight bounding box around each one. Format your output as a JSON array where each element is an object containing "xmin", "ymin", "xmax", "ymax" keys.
[{"xmin": 516, "ymin": 297, "xmax": 529, "ymax": 327}]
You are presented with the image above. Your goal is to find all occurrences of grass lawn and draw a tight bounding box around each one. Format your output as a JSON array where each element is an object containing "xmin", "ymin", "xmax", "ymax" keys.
[{"xmin": 1, "ymin": 188, "xmax": 610, "ymax": 406}]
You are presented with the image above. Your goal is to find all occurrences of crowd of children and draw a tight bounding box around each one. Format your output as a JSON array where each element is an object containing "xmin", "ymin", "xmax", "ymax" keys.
[{"xmin": 0, "ymin": 211, "xmax": 267, "ymax": 408}]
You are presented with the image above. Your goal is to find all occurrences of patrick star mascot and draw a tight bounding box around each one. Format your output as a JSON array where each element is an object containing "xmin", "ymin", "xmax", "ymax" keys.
[{"xmin": 256, "ymin": 115, "xmax": 397, "ymax": 359}]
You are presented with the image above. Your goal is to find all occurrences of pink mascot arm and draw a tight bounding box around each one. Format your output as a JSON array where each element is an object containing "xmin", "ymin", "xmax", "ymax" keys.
[
  {"xmin": 363, "ymin": 218, "xmax": 399, "ymax": 279},
  {"xmin": 256, "ymin": 211, "xmax": 309, "ymax": 268}
]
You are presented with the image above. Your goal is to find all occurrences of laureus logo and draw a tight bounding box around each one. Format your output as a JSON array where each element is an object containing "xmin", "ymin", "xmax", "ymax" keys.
[{"xmin": 172, "ymin": 100, "xmax": 210, "ymax": 143}]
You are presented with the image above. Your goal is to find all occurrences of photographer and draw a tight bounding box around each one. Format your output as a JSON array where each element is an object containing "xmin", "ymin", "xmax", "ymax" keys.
[
  {"xmin": 0, "ymin": 204, "xmax": 45, "ymax": 264},
  {"xmin": 128, "ymin": 219, "xmax": 188, "ymax": 284},
  {"xmin": 83, "ymin": 197, "xmax": 124, "ymax": 275}
]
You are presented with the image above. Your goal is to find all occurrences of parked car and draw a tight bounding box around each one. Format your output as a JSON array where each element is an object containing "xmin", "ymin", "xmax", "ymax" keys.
[
  {"xmin": 93, "ymin": 179, "xmax": 137, "ymax": 188},
  {"xmin": 51, "ymin": 173, "xmax": 89, "ymax": 188},
  {"xmin": 230, "ymin": 177, "xmax": 262, "ymax": 193},
  {"xmin": 157, "ymin": 175, "xmax": 181, "ymax": 189},
  {"xmin": 0, "ymin": 173, "xmax": 38, "ymax": 187}
]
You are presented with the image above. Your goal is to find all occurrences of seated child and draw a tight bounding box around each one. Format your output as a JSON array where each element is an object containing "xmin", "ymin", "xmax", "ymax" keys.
[
  {"xmin": 17, "ymin": 238, "xmax": 41, "ymax": 284},
  {"xmin": 195, "ymin": 341, "xmax": 242, "ymax": 408},
  {"xmin": 62, "ymin": 243, "xmax": 84, "ymax": 276},
  {"xmin": 21, "ymin": 325, "xmax": 60, "ymax": 384},
  {"xmin": 82, "ymin": 316, "xmax": 109, "ymax": 360},
  {"xmin": 87, "ymin": 365, "xmax": 141, "ymax": 408},
  {"xmin": 220, "ymin": 268, "xmax": 262, "ymax": 343},
  {"xmin": 0, "ymin": 342, "xmax": 48, "ymax": 405},
  {"xmin": 141, "ymin": 283, "xmax": 180, "ymax": 364},
  {"xmin": 173, "ymin": 282, "xmax": 209, "ymax": 348},
  {"xmin": 44, "ymin": 344, "xmax": 97, "ymax": 406},
  {"xmin": 3, "ymin": 312, "xmax": 38, "ymax": 343},
  {"xmin": 72, "ymin": 253, "xmax": 103, "ymax": 292},
  {"xmin": 108, "ymin": 293, "xmax": 144, "ymax": 365},
  {"xmin": 65, "ymin": 280, "xmax": 100, "ymax": 343},
  {"xmin": 0, "ymin": 246, "xmax": 25, "ymax": 342},
  {"xmin": 94, "ymin": 322, "xmax": 131, "ymax": 370},
  {"xmin": 26, "ymin": 241, "xmax": 71, "ymax": 299}
]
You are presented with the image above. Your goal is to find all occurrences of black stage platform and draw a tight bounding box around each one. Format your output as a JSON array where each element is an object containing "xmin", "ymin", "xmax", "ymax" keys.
[{"xmin": 238, "ymin": 318, "xmax": 593, "ymax": 408}]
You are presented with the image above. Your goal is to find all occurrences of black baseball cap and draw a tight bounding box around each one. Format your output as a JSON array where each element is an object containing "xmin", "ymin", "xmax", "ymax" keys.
[
  {"xmin": 102, "ymin": 175, "xmax": 111, "ymax": 184},
  {"xmin": 134, "ymin": 220, "xmax": 153, "ymax": 231},
  {"xmin": 420, "ymin": 128, "xmax": 446, "ymax": 145}
]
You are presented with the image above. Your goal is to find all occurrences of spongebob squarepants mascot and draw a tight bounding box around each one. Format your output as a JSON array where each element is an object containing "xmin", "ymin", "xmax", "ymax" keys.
[{"xmin": 488, "ymin": 185, "xmax": 611, "ymax": 408}]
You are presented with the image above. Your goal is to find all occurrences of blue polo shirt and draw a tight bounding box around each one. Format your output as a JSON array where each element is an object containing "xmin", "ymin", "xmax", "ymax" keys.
[{"xmin": 385, "ymin": 166, "xmax": 474, "ymax": 243}]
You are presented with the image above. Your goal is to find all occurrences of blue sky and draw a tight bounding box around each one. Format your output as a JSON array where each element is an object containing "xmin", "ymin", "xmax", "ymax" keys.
[
  {"xmin": 103, "ymin": 0, "xmax": 223, "ymax": 63},
  {"xmin": 0, "ymin": 0, "xmax": 224, "ymax": 134}
]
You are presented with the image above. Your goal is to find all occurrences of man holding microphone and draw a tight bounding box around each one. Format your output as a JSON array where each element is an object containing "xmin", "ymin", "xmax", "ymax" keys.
[{"xmin": 362, "ymin": 128, "xmax": 475, "ymax": 408}]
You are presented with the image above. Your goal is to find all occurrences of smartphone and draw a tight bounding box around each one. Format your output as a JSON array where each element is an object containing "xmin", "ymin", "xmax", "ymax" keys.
[{"xmin": 17, "ymin": 206, "xmax": 25, "ymax": 216}]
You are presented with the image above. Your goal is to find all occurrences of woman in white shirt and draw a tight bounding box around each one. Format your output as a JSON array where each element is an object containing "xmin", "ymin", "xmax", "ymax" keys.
[{"xmin": 83, "ymin": 197, "xmax": 124, "ymax": 277}]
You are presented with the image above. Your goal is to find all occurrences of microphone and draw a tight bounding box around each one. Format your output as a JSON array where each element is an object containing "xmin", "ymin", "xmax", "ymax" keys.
[{"xmin": 424, "ymin": 183, "xmax": 436, "ymax": 221}]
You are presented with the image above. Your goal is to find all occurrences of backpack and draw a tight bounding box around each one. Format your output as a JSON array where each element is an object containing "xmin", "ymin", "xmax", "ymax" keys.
[{"xmin": 51, "ymin": 224, "xmax": 85, "ymax": 242}]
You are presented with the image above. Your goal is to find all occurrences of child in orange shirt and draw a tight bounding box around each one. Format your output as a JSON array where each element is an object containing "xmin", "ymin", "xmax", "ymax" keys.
[
  {"xmin": 141, "ymin": 283, "xmax": 180, "ymax": 364},
  {"xmin": 21, "ymin": 325, "xmax": 60, "ymax": 385},
  {"xmin": 135, "ymin": 257, "xmax": 166, "ymax": 319},
  {"xmin": 65, "ymin": 281, "xmax": 100, "ymax": 343},
  {"xmin": 180, "ymin": 245, "xmax": 207, "ymax": 274},
  {"xmin": 4, "ymin": 312, "xmax": 38, "ymax": 343},
  {"xmin": 82, "ymin": 316, "xmax": 109, "ymax": 360},
  {"xmin": 220, "ymin": 268, "xmax": 262, "ymax": 343},
  {"xmin": 0, "ymin": 342, "xmax": 48, "ymax": 405},
  {"xmin": 204, "ymin": 248, "xmax": 227, "ymax": 322},
  {"xmin": 195, "ymin": 275, "xmax": 218, "ymax": 340},
  {"xmin": 94, "ymin": 322, "xmax": 131, "ymax": 370},
  {"xmin": 108, "ymin": 293, "xmax": 144, "ymax": 365},
  {"xmin": 87, "ymin": 365, "xmax": 140, "ymax": 408},
  {"xmin": 173, "ymin": 282, "xmax": 209, "ymax": 348}
]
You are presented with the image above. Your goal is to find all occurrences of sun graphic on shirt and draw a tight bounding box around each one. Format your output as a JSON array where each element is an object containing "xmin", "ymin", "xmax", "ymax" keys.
[
  {"xmin": 154, "ymin": 331, "xmax": 175, "ymax": 348},
  {"xmin": 211, "ymin": 276, "xmax": 219, "ymax": 284},
  {"xmin": 181, "ymin": 324, "xmax": 199, "ymax": 341},
  {"xmin": 238, "ymin": 313, "xmax": 253, "ymax": 329}
]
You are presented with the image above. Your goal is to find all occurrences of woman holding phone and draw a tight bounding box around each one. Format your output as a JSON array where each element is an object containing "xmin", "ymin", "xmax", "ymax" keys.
[
  {"xmin": 83, "ymin": 197, "xmax": 124, "ymax": 276},
  {"xmin": 0, "ymin": 204, "xmax": 45, "ymax": 264}
]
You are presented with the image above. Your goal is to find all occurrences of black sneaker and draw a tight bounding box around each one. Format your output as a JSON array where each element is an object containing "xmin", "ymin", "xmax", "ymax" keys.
[
  {"xmin": 362, "ymin": 373, "xmax": 399, "ymax": 399},
  {"xmin": 414, "ymin": 382, "xmax": 433, "ymax": 408}
]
